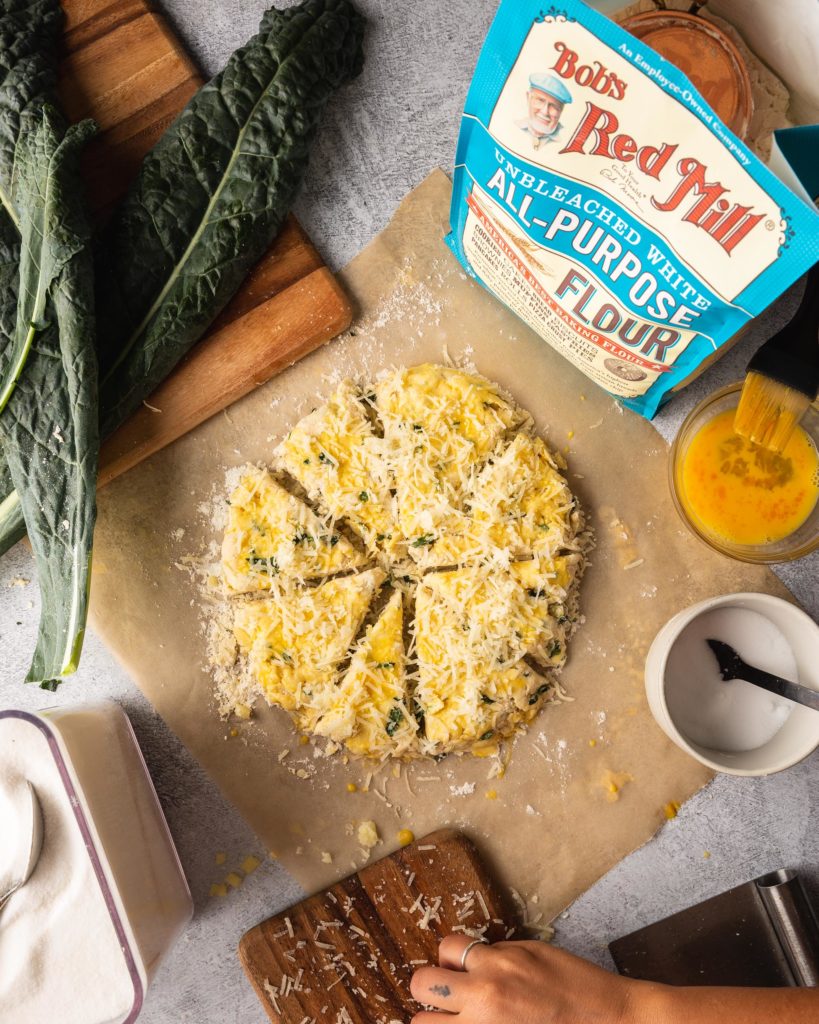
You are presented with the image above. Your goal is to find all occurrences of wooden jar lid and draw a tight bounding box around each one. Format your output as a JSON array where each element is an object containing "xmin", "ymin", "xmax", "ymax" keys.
[{"xmin": 621, "ymin": 11, "xmax": 753, "ymax": 139}]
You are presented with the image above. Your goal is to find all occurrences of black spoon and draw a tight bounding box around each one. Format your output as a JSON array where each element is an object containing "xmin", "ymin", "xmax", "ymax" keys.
[{"xmin": 706, "ymin": 639, "xmax": 819, "ymax": 713}]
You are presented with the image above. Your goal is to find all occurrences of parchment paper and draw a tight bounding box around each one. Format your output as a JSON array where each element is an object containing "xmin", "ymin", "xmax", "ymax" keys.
[{"xmin": 90, "ymin": 170, "xmax": 796, "ymax": 922}]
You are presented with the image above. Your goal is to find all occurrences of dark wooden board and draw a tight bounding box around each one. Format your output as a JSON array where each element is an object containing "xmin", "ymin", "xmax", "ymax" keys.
[{"xmin": 239, "ymin": 829, "xmax": 521, "ymax": 1023}]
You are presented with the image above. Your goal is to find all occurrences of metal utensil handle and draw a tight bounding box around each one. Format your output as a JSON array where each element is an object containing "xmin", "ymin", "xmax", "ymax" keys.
[{"xmin": 738, "ymin": 662, "xmax": 819, "ymax": 712}]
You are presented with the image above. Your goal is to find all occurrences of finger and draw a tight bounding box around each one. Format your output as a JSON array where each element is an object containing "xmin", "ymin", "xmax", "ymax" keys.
[
  {"xmin": 439, "ymin": 934, "xmax": 492, "ymax": 973},
  {"xmin": 411, "ymin": 965, "xmax": 468, "ymax": 1010}
]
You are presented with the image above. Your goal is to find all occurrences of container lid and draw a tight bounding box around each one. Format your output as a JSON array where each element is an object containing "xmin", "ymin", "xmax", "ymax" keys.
[
  {"xmin": 622, "ymin": 11, "xmax": 753, "ymax": 139},
  {"xmin": 0, "ymin": 710, "xmax": 143, "ymax": 1024}
]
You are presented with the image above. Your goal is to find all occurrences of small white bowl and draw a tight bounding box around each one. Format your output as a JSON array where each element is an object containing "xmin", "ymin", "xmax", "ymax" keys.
[{"xmin": 645, "ymin": 593, "xmax": 819, "ymax": 776}]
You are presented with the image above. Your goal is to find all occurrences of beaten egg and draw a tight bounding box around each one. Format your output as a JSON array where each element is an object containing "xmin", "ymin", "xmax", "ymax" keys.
[{"xmin": 681, "ymin": 408, "xmax": 819, "ymax": 547}]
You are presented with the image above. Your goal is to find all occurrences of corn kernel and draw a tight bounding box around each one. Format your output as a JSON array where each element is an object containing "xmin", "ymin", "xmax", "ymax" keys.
[
  {"xmin": 346, "ymin": 782, "xmax": 358, "ymax": 793},
  {"xmin": 397, "ymin": 829, "xmax": 414, "ymax": 847},
  {"xmin": 588, "ymin": 738, "xmax": 597, "ymax": 747},
  {"xmin": 486, "ymin": 789, "xmax": 498, "ymax": 800},
  {"xmin": 473, "ymin": 743, "xmax": 499, "ymax": 759},
  {"xmin": 703, "ymin": 850, "xmax": 711, "ymax": 860},
  {"xmin": 215, "ymin": 852, "xmax": 227, "ymax": 866},
  {"xmin": 608, "ymin": 782, "xmax": 619, "ymax": 794},
  {"xmin": 242, "ymin": 855, "xmax": 261, "ymax": 874},
  {"xmin": 210, "ymin": 883, "xmax": 228, "ymax": 898},
  {"xmin": 663, "ymin": 800, "xmax": 681, "ymax": 820},
  {"xmin": 225, "ymin": 872, "xmax": 243, "ymax": 889},
  {"xmin": 233, "ymin": 703, "xmax": 252, "ymax": 720},
  {"xmin": 229, "ymin": 727, "xmax": 239, "ymax": 738},
  {"xmin": 567, "ymin": 430, "xmax": 575, "ymax": 439},
  {"xmin": 299, "ymin": 735, "xmax": 309, "ymax": 746}
]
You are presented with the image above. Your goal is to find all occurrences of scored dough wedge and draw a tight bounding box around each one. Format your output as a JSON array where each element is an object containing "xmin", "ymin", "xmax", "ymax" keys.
[
  {"xmin": 275, "ymin": 380, "xmax": 397, "ymax": 555},
  {"xmin": 232, "ymin": 568, "xmax": 385, "ymax": 719},
  {"xmin": 413, "ymin": 563, "xmax": 563, "ymax": 752},
  {"xmin": 312, "ymin": 590, "xmax": 416, "ymax": 758},
  {"xmin": 222, "ymin": 467, "xmax": 367, "ymax": 593},
  {"xmin": 468, "ymin": 432, "xmax": 579, "ymax": 560},
  {"xmin": 375, "ymin": 364, "xmax": 525, "ymax": 567}
]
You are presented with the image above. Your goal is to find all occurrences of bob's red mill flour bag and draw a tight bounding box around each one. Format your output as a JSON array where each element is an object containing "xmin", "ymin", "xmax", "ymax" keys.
[{"xmin": 446, "ymin": 0, "xmax": 819, "ymax": 417}]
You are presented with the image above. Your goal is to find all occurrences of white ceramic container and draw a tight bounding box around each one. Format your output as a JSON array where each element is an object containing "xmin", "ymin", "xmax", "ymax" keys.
[{"xmin": 645, "ymin": 593, "xmax": 819, "ymax": 776}]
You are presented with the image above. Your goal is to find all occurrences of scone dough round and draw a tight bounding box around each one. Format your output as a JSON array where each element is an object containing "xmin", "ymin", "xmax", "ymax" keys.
[{"xmin": 221, "ymin": 364, "xmax": 586, "ymax": 759}]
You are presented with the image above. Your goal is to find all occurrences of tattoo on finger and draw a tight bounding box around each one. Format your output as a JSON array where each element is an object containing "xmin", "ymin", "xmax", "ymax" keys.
[{"xmin": 430, "ymin": 984, "xmax": 451, "ymax": 997}]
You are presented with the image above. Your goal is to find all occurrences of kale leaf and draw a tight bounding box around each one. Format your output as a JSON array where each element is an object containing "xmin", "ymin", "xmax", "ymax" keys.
[
  {"xmin": 1, "ymin": 107, "xmax": 98, "ymax": 683},
  {"xmin": 0, "ymin": 0, "xmax": 61, "ymax": 408},
  {"xmin": 94, "ymin": 0, "xmax": 365, "ymax": 438}
]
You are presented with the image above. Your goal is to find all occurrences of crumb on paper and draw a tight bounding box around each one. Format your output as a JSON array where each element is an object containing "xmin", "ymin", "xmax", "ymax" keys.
[
  {"xmin": 450, "ymin": 782, "xmax": 476, "ymax": 797},
  {"xmin": 357, "ymin": 821, "xmax": 380, "ymax": 849},
  {"xmin": 599, "ymin": 769, "xmax": 634, "ymax": 803},
  {"xmin": 321, "ymin": 851, "xmax": 333, "ymax": 864},
  {"xmin": 242, "ymin": 855, "xmax": 261, "ymax": 874},
  {"xmin": 6, "ymin": 577, "xmax": 29, "ymax": 588}
]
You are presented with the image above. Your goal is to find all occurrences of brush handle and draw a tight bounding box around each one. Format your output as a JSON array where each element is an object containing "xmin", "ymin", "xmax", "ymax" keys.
[
  {"xmin": 748, "ymin": 262, "xmax": 819, "ymax": 395},
  {"xmin": 789, "ymin": 262, "xmax": 819, "ymax": 333}
]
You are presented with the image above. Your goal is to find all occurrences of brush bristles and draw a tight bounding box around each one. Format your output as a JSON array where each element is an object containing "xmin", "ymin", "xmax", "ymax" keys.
[{"xmin": 734, "ymin": 371, "xmax": 813, "ymax": 452}]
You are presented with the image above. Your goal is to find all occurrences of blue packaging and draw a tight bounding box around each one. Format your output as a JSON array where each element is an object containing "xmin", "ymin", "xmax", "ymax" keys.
[{"xmin": 446, "ymin": 0, "xmax": 819, "ymax": 417}]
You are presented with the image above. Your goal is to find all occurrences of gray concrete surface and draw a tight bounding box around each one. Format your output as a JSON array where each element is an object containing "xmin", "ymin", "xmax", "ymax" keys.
[{"xmin": 1, "ymin": 2, "xmax": 817, "ymax": 1021}]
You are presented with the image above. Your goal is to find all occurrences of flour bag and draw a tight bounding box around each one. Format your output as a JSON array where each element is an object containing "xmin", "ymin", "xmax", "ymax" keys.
[{"xmin": 446, "ymin": 0, "xmax": 819, "ymax": 417}]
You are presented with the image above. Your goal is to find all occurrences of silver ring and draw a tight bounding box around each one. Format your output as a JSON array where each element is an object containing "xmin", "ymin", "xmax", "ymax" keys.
[{"xmin": 460, "ymin": 937, "xmax": 488, "ymax": 971}]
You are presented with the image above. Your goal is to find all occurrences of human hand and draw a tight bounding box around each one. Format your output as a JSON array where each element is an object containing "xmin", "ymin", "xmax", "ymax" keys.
[{"xmin": 410, "ymin": 933, "xmax": 658, "ymax": 1024}]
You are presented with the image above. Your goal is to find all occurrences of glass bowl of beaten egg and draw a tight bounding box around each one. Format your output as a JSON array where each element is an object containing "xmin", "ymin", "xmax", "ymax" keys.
[{"xmin": 670, "ymin": 382, "xmax": 819, "ymax": 563}]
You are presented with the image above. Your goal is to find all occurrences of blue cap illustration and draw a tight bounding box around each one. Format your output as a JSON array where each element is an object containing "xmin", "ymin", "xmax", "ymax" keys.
[{"xmin": 528, "ymin": 73, "xmax": 572, "ymax": 104}]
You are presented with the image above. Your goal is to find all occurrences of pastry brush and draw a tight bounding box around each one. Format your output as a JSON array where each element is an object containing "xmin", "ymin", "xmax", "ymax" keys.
[{"xmin": 734, "ymin": 262, "xmax": 819, "ymax": 452}]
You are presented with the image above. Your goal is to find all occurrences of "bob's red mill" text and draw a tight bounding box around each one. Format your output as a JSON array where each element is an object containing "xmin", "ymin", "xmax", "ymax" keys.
[{"xmin": 551, "ymin": 41, "xmax": 766, "ymax": 255}]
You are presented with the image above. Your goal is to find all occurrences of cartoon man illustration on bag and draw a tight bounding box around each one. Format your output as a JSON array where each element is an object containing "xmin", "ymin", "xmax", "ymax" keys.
[{"xmin": 517, "ymin": 72, "xmax": 572, "ymax": 148}]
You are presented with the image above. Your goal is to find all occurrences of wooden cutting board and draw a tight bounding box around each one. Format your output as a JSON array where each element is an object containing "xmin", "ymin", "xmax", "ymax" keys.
[
  {"xmin": 239, "ymin": 829, "xmax": 520, "ymax": 1023},
  {"xmin": 57, "ymin": 0, "xmax": 353, "ymax": 486}
]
